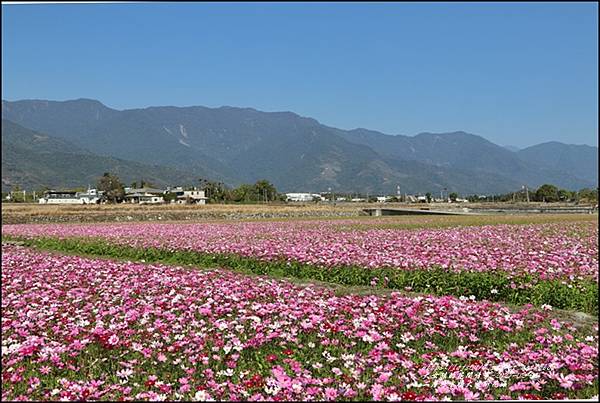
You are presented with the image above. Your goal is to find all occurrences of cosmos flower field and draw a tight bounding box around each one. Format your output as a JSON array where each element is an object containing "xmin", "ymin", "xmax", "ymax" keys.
[
  {"xmin": 2, "ymin": 245, "xmax": 598, "ymax": 401},
  {"xmin": 3, "ymin": 219, "xmax": 598, "ymax": 310},
  {"xmin": 3, "ymin": 220, "xmax": 598, "ymax": 281},
  {"xmin": 2, "ymin": 216, "xmax": 598, "ymax": 400}
]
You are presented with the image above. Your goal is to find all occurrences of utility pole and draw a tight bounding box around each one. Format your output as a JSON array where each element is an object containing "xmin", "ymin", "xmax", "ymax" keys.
[{"xmin": 522, "ymin": 185, "xmax": 530, "ymax": 203}]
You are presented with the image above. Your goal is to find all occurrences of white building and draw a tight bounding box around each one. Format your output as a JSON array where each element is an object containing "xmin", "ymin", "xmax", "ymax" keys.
[
  {"xmin": 77, "ymin": 188, "xmax": 102, "ymax": 204},
  {"xmin": 376, "ymin": 196, "xmax": 391, "ymax": 203},
  {"xmin": 286, "ymin": 193, "xmax": 322, "ymax": 202},
  {"xmin": 38, "ymin": 189, "xmax": 102, "ymax": 204},
  {"xmin": 124, "ymin": 187, "xmax": 165, "ymax": 204},
  {"xmin": 176, "ymin": 189, "xmax": 208, "ymax": 204},
  {"xmin": 39, "ymin": 191, "xmax": 81, "ymax": 204}
]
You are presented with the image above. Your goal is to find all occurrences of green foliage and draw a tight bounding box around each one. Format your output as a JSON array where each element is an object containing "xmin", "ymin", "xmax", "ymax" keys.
[
  {"xmin": 448, "ymin": 192, "xmax": 458, "ymax": 202},
  {"xmin": 162, "ymin": 192, "xmax": 178, "ymax": 203},
  {"xmin": 230, "ymin": 183, "xmax": 256, "ymax": 202},
  {"xmin": 254, "ymin": 179, "xmax": 278, "ymax": 202},
  {"xmin": 487, "ymin": 184, "xmax": 600, "ymax": 204},
  {"xmin": 197, "ymin": 178, "xmax": 226, "ymax": 203},
  {"xmin": 2, "ymin": 187, "xmax": 47, "ymax": 203},
  {"xmin": 7, "ymin": 235, "xmax": 597, "ymax": 313},
  {"xmin": 97, "ymin": 172, "xmax": 125, "ymax": 203},
  {"xmin": 535, "ymin": 184, "xmax": 559, "ymax": 202},
  {"xmin": 557, "ymin": 189, "xmax": 574, "ymax": 202},
  {"xmin": 198, "ymin": 177, "xmax": 280, "ymax": 203},
  {"xmin": 578, "ymin": 188, "xmax": 598, "ymax": 203}
]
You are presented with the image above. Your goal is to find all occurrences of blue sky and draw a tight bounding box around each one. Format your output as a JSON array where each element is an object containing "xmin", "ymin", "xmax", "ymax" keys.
[{"xmin": 2, "ymin": 2, "xmax": 598, "ymax": 148}]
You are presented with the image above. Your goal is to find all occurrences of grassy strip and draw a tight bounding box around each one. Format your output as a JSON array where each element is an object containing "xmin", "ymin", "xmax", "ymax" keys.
[{"xmin": 4, "ymin": 235, "xmax": 598, "ymax": 313}]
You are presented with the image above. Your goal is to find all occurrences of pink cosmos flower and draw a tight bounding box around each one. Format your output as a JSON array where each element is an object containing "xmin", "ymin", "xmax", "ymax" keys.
[
  {"xmin": 463, "ymin": 390, "xmax": 480, "ymax": 400},
  {"xmin": 371, "ymin": 384, "xmax": 384, "ymax": 400},
  {"xmin": 107, "ymin": 334, "xmax": 119, "ymax": 346},
  {"xmin": 324, "ymin": 387, "xmax": 338, "ymax": 400},
  {"xmin": 39, "ymin": 366, "xmax": 51, "ymax": 375},
  {"xmin": 557, "ymin": 373, "xmax": 576, "ymax": 389}
]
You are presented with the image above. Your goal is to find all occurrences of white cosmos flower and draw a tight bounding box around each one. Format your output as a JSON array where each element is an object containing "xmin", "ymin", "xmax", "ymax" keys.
[{"xmin": 193, "ymin": 390, "xmax": 214, "ymax": 401}]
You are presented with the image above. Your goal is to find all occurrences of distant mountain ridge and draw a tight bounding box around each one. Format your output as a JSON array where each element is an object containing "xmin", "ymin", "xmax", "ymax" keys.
[
  {"xmin": 517, "ymin": 142, "xmax": 597, "ymax": 185},
  {"xmin": 337, "ymin": 129, "xmax": 596, "ymax": 191},
  {"xmin": 2, "ymin": 98, "xmax": 597, "ymax": 193},
  {"xmin": 1, "ymin": 119, "xmax": 202, "ymax": 191},
  {"xmin": 503, "ymin": 145, "xmax": 521, "ymax": 152}
]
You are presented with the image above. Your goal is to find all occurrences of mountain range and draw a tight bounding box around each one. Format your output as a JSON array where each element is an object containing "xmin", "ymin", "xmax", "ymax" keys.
[
  {"xmin": 1, "ymin": 120, "xmax": 200, "ymax": 191},
  {"xmin": 2, "ymin": 98, "xmax": 597, "ymax": 194}
]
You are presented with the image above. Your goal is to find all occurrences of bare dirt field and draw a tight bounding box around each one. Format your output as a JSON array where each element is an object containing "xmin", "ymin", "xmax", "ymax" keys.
[
  {"xmin": 2, "ymin": 202, "xmax": 366, "ymax": 224},
  {"xmin": 2, "ymin": 201, "xmax": 596, "ymax": 224}
]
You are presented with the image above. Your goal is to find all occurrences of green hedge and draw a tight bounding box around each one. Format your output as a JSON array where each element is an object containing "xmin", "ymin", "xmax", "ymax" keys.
[{"xmin": 4, "ymin": 235, "xmax": 597, "ymax": 313}]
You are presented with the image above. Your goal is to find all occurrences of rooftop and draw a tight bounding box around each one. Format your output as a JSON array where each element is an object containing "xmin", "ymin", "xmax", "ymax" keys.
[{"xmin": 125, "ymin": 187, "xmax": 164, "ymax": 195}]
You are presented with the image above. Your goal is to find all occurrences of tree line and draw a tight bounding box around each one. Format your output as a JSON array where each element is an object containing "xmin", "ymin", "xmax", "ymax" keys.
[
  {"xmin": 95, "ymin": 173, "xmax": 283, "ymax": 204},
  {"xmin": 3, "ymin": 175, "xmax": 598, "ymax": 205},
  {"xmin": 463, "ymin": 184, "xmax": 598, "ymax": 204}
]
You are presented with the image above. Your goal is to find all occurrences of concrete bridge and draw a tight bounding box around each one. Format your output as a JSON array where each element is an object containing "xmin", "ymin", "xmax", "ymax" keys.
[
  {"xmin": 363, "ymin": 206, "xmax": 597, "ymax": 216},
  {"xmin": 363, "ymin": 208, "xmax": 480, "ymax": 216},
  {"xmin": 468, "ymin": 206, "xmax": 597, "ymax": 214}
]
